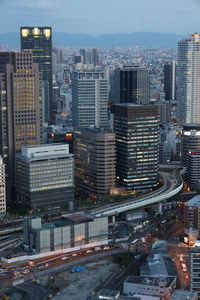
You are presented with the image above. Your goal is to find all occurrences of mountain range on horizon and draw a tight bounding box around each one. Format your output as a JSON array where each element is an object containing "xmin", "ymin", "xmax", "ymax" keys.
[{"xmin": 0, "ymin": 32, "xmax": 187, "ymax": 49}]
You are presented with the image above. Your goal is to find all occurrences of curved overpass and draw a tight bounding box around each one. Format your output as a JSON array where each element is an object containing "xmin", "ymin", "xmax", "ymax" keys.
[{"xmin": 93, "ymin": 167, "xmax": 185, "ymax": 217}]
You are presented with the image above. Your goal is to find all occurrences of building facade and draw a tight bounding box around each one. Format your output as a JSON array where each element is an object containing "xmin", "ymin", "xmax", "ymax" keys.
[
  {"xmin": 177, "ymin": 33, "xmax": 200, "ymax": 124},
  {"xmin": 190, "ymin": 238, "xmax": 200, "ymax": 298},
  {"xmin": 114, "ymin": 66, "xmax": 150, "ymax": 105},
  {"xmin": 181, "ymin": 124, "xmax": 200, "ymax": 191},
  {"xmin": 74, "ymin": 127, "xmax": 116, "ymax": 202},
  {"xmin": 164, "ymin": 60, "xmax": 177, "ymax": 101},
  {"xmin": 113, "ymin": 104, "xmax": 159, "ymax": 191},
  {"xmin": 21, "ymin": 27, "xmax": 52, "ymax": 124},
  {"xmin": 0, "ymin": 52, "xmax": 43, "ymax": 202},
  {"xmin": 0, "ymin": 156, "xmax": 6, "ymax": 214},
  {"xmin": 15, "ymin": 144, "xmax": 74, "ymax": 210},
  {"xmin": 23, "ymin": 215, "xmax": 108, "ymax": 253},
  {"xmin": 72, "ymin": 70, "xmax": 108, "ymax": 128}
]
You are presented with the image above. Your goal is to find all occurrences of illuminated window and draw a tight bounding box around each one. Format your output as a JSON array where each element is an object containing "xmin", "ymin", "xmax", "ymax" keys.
[
  {"xmin": 33, "ymin": 27, "xmax": 40, "ymax": 36},
  {"xmin": 44, "ymin": 28, "xmax": 51, "ymax": 37},
  {"xmin": 22, "ymin": 29, "xmax": 29, "ymax": 37}
]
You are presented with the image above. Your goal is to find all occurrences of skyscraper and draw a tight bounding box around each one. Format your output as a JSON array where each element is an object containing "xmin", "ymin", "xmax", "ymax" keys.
[
  {"xmin": 74, "ymin": 127, "xmax": 116, "ymax": 202},
  {"xmin": 72, "ymin": 70, "xmax": 108, "ymax": 128},
  {"xmin": 181, "ymin": 124, "xmax": 200, "ymax": 191},
  {"xmin": 177, "ymin": 33, "xmax": 200, "ymax": 124},
  {"xmin": 113, "ymin": 104, "xmax": 159, "ymax": 191},
  {"xmin": 0, "ymin": 156, "xmax": 6, "ymax": 214},
  {"xmin": 114, "ymin": 66, "xmax": 150, "ymax": 104},
  {"xmin": 164, "ymin": 60, "xmax": 177, "ymax": 101},
  {"xmin": 20, "ymin": 27, "xmax": 52, "ymax": 124},
  {"xmin": 190, "ymin": 236, "xmax": 200, "ymax": 298},
  {"xmin": 0, "ymin": 52, "xmax": 43, "ymax": 202}
]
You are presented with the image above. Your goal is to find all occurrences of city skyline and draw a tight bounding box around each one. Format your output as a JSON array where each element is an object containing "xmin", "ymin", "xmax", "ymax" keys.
[{"xmin": 0, "ymin": 0, "xmax": 200, "ymax": 35}]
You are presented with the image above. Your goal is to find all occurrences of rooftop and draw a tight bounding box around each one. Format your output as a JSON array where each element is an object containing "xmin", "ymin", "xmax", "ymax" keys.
[
  {"xmin": 170, "ymin": 290, "xmax": 197, "ymax": 300},
  {"xmin": 124, "ymin": 275, "xmax": 175, "ymax": 287},
  {"xmin": 185, "ymin": 195, "xmax": 200, "ymax": 207}
]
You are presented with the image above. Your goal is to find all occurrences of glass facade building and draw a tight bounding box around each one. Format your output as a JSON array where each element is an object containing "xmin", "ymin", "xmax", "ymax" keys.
[
  {"xmin": 114, "ymin": 66, "xmax": 150, "ymax": 104},
  {"xmin": 113, "ymin": 104, "xmax": 159, "ymax": 191}
]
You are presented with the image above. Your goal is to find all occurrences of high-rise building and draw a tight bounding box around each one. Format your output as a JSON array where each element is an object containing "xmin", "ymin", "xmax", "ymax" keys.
[
  {"xmin": 0, "ymin": 156, "xmax": 6, "ymax": 214},
  {"xmin": 190, "ymin": 236, "xmax": 200, "ymax": 298},
  {"xmin": 164, "ymin": 60, "xmax": 177, "ymax": 101},
  {"xmin": 15, "ymin": 144, "xmax": 74, "ymax": 210},
  {"xmin": 20, "ymin": 27, "xmax": 52, "ymax": 124},
  {"xmin": 177, "ymin": 33, "xmax": 200, "ymax": 124},
  {"xmin": 181, "ymin": 124, "xmax": 200, "ymax": 191},
  {"xmin": 113, "ymin": 104, "xmax": 159, "ymax": 191},
  {"xmin": 114, "ymin": 66, "xmax": 150, "ymax": 104},
  {"xmin": 74, "ymin": 127, "xmax": 116, "ymax": 202},
  {"xmin": 72, "ymin": 70, "xmax": 108, "ymax": 128},
  {"xmin": 0, "ymin": 52, "xmax": 43, "ymax": 202},
  {"xmin": 79, "ymin": 48, "xmax": 99, "ymax": 66}
]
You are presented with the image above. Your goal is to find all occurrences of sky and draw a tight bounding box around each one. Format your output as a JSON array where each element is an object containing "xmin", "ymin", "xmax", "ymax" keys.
[{"xmin": 0, "ymin": 0, "xmax": 200, "ymax": 35}]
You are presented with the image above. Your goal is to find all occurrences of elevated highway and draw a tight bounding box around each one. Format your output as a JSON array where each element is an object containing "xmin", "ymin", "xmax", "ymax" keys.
[{"xmin": 92, "ymin": 166, "xmax": 185, "ymax": 218}]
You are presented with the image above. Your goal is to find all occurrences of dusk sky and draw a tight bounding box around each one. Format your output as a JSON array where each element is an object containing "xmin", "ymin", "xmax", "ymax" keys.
[{"xmin": 0, "ymin": 0, "xmax": 200, "ymax": 35}]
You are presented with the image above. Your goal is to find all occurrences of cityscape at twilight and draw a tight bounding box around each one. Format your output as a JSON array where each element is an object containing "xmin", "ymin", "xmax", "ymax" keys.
[{"xmin": 1, "ymin": 0, "xmax": 200, "ymax": 299}]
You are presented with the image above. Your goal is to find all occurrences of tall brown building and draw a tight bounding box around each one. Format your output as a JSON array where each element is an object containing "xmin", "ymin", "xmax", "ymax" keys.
[
  {"xmin": 0, "ymin": 52, "xmax": 43, "ymax": 203},
  {"xmin": 74, "ymin": 127, "xmax": 116, "ymax": 202}
]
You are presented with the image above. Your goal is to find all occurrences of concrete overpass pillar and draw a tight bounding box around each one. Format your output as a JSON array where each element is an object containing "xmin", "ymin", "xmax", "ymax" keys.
[
  {"xmin": 112, "ymin": 215, "xmax": 116, "ymax": 224},
  {"xmin": 158, "ymin": 202, "xmax": 163, "ymax": 215}
]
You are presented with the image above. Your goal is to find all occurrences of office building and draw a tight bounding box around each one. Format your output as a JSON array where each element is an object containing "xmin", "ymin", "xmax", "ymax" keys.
[
  {"xmin": 21, "ymin": 27, "xmax": 52, "ymax": 124},
  {"xmin": 15, "ymin": 144, "xmax": 74, "ymax": 210},
  {"xmin": 74, "ymin": 127, "xmax": 116, "ymax": 201},
  {"xmin": 181, "ymin": 124, "xmax": 200, "ymax": 191},
  {"xmin": 23, "ymin": 215, "xmax": 108, "ymax": 253},
  {"xmin": 113, "ymin": 104, "xmax": 159, "ymax": 191},
  {"xmin": 72, "ymin": 70, "xmax": 108, "ymax": 128},
  {"xmin": 0, "ymin": 156, "xmax": 6, "ymax": 214},
  {"xmin": 114, "ymin": 66, "xmax": 150, "ymax": 104},
  {"xmin": 164, "ymin": 60, "xmax": 177, "ymax": 101},
  {"xmin": 0, "ymin": 52, "xmax": 43, "ymax": 202},
  {"xmin": 190, "ymin": 237, "xmax": 200, "ymax": 298},
  {"xmin": 157, "ymin": 102, "xmax": 172, "ymax": 123},
  {"xmin": 177, "ymin": 33, "xmax": 200, "ymax": 124},
  {"xmin": 184, "ymin": 195, "xmax": 200, "ymax": 244},
  {"xmin": 79, "ymin": 48, "xmax": 99, "ymax": 65}
]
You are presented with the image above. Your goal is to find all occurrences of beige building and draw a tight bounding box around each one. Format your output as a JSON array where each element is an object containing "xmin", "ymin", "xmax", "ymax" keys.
[
  {"xmin": 74, "ymin": 127, "xmax": 116, "ymax": 202},
  {"xmin": 0, "ymin": 52, "xmax": 43, "ymax": 201}
]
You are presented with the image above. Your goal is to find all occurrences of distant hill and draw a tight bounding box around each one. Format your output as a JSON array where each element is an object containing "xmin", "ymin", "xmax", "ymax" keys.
[{"xmin": 0, "ymin": 32, "xmax": 186, "ymax": 49}]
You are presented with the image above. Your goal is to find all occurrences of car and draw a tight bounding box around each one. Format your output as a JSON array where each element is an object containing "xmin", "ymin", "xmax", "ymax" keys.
[
  {"xmin": 61, "ymin": 256, "xmax": 68, "ymax": 260},
  {"xmin": 86, "ymin": 250, "xmax": 92, "ymax": 253},
  {"xmin": 72, "ymin": 253, "xmax": 78, "ymax": 257},
  {"xmin": 103, "ymin": 246, "xmax": 110, "ymax": 250},
  {"xmin": 95, "ymin": 247, "xmax": 101, "ymax": 251}
]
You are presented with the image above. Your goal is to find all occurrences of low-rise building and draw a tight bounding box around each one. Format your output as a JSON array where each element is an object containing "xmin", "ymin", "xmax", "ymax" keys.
[
  {"xmin": 23, "ymin": 215, "xmax": 108, "ymax": 253},
  {"xmin": 170, "ymin": 290, "xmax": 198, "ymax": 300},
  {"xmin": 140, "ymin": 241, "xmax": 176, "ymax": 278},
  {"xmin": 15, "ymin": 144, "xmax": 74, "ymax": 210},
  {"xmin": 123, "ymin": 276, "xmax": 176, "ymax": 299}
]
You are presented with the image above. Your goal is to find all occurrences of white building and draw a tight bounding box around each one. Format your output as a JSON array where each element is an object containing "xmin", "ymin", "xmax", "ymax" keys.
[
  {"xmin": 177, "ymin": 33, "xmax": 200, "ymax": 124},
  {"xmin": 190, "ymin": 237, "xmax": 200, "ymax": 298},
  {"xmin": 0, "ymin": 156, "xmax": 6, "ymax": 214},
  {"xmin": 72, "ymin": 70, "xmax": 108, "ymax": 128},
  {"xmin": 123, "ymin": 275, "xmax": 176, "ymax": 298}
]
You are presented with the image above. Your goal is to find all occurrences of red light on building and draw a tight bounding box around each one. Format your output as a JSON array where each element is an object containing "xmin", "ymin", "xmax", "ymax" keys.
[
  {"xmin": 192, "ymin": 152, "xmax": 195, "ymax": 155},
  {"xmin": 51, "ymin": 133, "xmax": 54, "ymax": 139},
  {"xmin": 66, "ymin": 134, "xmax": 72, "ymax": 140}
]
